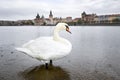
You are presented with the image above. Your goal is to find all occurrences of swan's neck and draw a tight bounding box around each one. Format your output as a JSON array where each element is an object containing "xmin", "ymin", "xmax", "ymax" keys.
[
  {"xmin": 53, "ymin": 28, "xmax": 70, "ymax": 45},
  {"xmin": 53, "ymin": 29, "xmax": 64, "ymax": 42},
  {"xmin": 53, "ymin": 29, "xmax": 61, "ymax": 41}
]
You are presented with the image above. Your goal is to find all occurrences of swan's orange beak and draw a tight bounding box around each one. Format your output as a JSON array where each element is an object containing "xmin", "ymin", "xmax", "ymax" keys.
[{"xmin": 66, "ymin": 28, "xmax": 72, "ymax": 34}]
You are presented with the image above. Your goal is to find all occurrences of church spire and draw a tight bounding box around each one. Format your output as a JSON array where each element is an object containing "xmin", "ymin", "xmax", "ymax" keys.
[
  {"xmin": 49, "ymin": 10, "xmax": 53, "ymax": 18},
  {"xmin": 36, "ymin": 13, "xmax": 40, "ymax": 19}
]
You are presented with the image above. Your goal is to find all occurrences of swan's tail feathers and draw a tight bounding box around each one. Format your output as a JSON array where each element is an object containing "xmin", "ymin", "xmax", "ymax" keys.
[
  {"xmin": 16, "ymin": 48, "xmax": 35, "ymax": 58},
  {"xmin": 16, "ymin": 48, "xmax": 30, "ymax": 53},
  {"xmin": 22, "ymin": 40, "xmax": 34, "ymax": 47}
]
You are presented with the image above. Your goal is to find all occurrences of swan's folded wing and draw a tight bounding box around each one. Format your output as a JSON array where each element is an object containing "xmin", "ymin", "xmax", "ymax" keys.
[
  {"xmin": 22, "ymin": 37, "xmax": 68, "ymax": 54},
  {"xmin": 16, "ymin": 37, "xmax": 72, "ymax": 60},
  {"xmin": 16, "ymin": 48, "xmax": 38, "ymax": 58}
]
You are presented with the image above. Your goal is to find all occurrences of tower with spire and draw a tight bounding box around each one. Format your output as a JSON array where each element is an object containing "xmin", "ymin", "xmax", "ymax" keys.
[
  {"xmin": 49, "ymin": 10, "xmax": 53, "ymax": 18},
  {"xmin": 36, "ymin": 13, "xmax": 40, "ymax": 19},
  {"xmin": 34, "ymin": 13, "xmax": 45, "ymax": 26},
  {"xmin": 49, "ymin": 10, "xmax": 53, "ymax": 25}
]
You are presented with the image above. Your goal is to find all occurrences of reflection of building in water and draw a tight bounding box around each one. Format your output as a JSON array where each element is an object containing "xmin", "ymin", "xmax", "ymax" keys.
[{"xmin": 22, "ymin": 65, "xmax": 70, "ymax": 80}]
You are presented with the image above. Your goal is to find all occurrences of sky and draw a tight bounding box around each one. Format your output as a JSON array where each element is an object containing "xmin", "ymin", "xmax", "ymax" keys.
[{"xmin": 0, "ymin": 0, "xmax": 120, "ymax": 20}]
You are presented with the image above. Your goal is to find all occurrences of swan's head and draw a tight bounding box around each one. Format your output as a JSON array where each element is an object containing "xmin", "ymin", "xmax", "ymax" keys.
[{"xmin": 55, "ymin": 23, "xmax": 71, "ymax": 34}]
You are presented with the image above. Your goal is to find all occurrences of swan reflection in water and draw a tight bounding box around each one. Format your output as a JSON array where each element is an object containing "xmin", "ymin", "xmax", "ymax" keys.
[{"xmin": 22, "ymin": 64, "xmax": 70, "ymax": 80}]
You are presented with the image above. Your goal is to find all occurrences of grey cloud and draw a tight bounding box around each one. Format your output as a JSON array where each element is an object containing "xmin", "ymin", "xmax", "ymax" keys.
[{"xmin": 0, "ymin": 0, "xmax": 120, "ymax": 20}]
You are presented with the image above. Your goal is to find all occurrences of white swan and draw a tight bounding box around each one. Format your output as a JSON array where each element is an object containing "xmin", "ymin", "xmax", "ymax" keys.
[{"xmin": 16, "ymin": 23, "xmax": 72, "ymax": 68}]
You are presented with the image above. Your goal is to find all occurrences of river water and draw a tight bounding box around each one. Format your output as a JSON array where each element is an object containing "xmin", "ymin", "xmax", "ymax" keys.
[{"xmin": 0, "ymin": 26, "xmax": 120, "ymax": 80}]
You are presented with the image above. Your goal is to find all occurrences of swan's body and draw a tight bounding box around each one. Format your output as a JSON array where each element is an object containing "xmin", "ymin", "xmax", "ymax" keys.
[{"xmin": 16, "ymin": 23, "xmax": 72, "ymax": 65}]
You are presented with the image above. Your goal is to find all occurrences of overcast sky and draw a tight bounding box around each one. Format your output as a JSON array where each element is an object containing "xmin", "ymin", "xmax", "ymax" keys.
[{"xmin": 0, "ymin": 0, "xmax": 120, "ymax": 20}]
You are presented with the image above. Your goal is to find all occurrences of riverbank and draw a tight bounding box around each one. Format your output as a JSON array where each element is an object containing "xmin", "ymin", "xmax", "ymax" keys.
[{"xmin": 0, "ymin": 22, "xmax": 120, "ymax": 26}]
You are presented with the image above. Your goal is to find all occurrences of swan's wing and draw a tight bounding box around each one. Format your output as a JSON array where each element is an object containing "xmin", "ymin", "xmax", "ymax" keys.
[
  {"xmin": 17, "ymin": 37, "xmax": 71, "ymax": 60},
  {"xmin": 23, "ymin": 37, "xmax": 67, "ymax": 54}
]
